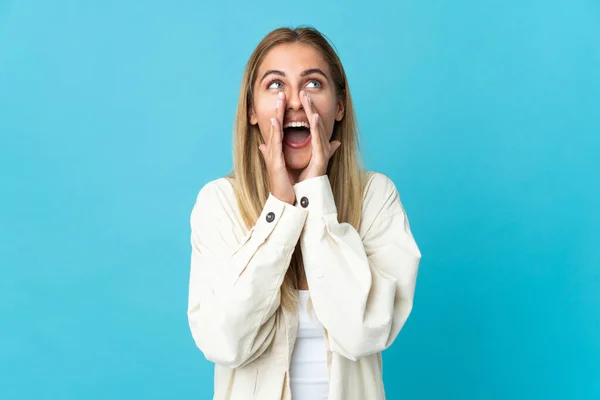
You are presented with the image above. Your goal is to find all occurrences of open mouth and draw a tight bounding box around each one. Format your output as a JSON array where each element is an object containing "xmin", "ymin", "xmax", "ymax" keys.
[{"xmin": 283, "ymin": 121, "xmax": 311, "ymax": 145}]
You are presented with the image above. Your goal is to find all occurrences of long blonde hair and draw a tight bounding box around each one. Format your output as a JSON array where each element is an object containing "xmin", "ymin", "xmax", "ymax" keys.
[{"xmin": 228, "ymin": 26, "xmax": 367, "ymax": 312}]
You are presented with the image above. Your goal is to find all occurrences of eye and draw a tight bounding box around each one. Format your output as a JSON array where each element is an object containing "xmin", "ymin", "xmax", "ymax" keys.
[
  {"xmin": 305, "ymin": 79, "xmax": 322, "ymax": 89},
  {"xmin": 267, "ymin": 80, "xmax": 284, "ymax": 90}
]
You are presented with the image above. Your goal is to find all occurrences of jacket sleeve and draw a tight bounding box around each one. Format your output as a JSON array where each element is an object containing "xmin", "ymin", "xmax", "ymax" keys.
[
  {"xmin": 293, "ymin": 174, "xmax": 421, "ymax": 361},
  {"xmin": 187, "ymin": 181, "xmax": 308, "ymax": 368}
]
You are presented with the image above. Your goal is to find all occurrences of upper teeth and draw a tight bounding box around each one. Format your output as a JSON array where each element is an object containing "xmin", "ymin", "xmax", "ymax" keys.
[{"xmin": 284, "ymin": 121, "xmax": 310, "ymax": 129}]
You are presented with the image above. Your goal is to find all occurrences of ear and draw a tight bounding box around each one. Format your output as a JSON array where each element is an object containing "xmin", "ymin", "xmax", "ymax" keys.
[
  {"xmin": 249, "ymin": 106, "xmax": 258, "ymax": 125},
  {"xmin": 335, "ymin": 98, "xmax": 345, "ymax": 121}
]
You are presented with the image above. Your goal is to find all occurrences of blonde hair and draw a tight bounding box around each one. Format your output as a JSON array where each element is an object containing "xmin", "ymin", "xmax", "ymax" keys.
[{"xmin": 227, "ymin": 26, "xmax": 368, "ymax": 312}]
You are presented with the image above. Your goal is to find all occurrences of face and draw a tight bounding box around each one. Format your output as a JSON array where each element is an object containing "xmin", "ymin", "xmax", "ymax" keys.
[{"xmin": 249, "ymin": 43, "xmax": 344, "ymax": 171}]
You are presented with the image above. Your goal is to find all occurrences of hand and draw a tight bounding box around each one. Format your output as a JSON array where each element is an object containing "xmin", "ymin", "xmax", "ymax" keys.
[
  {"xmin": 298, "ymin": 90, "xmax": 342, "ymax": 182},
  {"xmin": 258, "ymin": 91, "xmax": 296, "ymax": 204}
]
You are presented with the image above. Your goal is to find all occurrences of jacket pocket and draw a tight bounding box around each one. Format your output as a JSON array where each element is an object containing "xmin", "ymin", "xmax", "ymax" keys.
[
  {"xmin": 229, "ymin": 366, "xmax": 259, "ymax": 400},
  {"xmin": 252, "ymin": 365, "xmax": 286, "ymax": 400},
  {"xmin": 252, "ymin": 367, "xmax": 259, "ymax": 398}
]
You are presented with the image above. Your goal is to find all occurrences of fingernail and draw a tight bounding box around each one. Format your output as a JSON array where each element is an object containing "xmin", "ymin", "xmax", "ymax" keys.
[
  {"xmin": 314, "ymin": 114, "xmax": 319, "ymax": 124},
  {"xmin": 278, "ymin": 91, "xmax": 285, "ymax": 99},
  {"xmin": 271, "ymin": 117, "xmax": 276, "ymax": 125},
  {"xmin": 307, "ymin": 94, "xmax": 312, "ymax": 104}
]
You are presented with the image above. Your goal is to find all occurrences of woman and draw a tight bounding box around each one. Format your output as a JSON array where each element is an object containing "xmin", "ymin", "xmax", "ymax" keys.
[{"xmin": 188, "ymin": 26, "xmax": 421, "ymax": 400}]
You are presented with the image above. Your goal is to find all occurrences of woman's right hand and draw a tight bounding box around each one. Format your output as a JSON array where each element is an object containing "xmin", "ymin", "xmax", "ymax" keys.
[{"xmin": 258, "ymin": 91, "xmax": 296, "ymax": 205}]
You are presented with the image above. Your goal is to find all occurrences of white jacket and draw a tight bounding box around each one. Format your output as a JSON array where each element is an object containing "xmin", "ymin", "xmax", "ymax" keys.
[{"xmin": 188, "ymin": 172, "xmax": 421, "ymax": 399}]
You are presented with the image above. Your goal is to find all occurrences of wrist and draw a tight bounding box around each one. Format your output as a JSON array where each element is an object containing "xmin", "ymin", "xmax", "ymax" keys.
[{"xmin": 272, "ymin": 191, "xmax": 295, "ymax": 205}]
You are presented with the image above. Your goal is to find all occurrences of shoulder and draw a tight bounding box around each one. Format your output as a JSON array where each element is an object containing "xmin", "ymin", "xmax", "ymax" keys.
[
  {"xmin": 363, "ymin": 171, "xmax": 397, "ymax": 196},
  {"xmin": 190, "ymin": 176, "xmax": 250, "ymax": 245},
  {"xmin": 362, "ymin": 171, "xmax": 402, "ymax": 212},
  {"xmin": 360, "ymin": 171, "xmax": 406, "ymax": 232},
  {"xmin": 195, "ymin": 176, "xmax": 236, "ymax": 205},
  {"xmin": 191, "ymin": 176, "xmax": 240, "ymax": 223}
]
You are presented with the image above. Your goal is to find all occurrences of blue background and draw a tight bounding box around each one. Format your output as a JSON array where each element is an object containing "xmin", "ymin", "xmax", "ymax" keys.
[{"xmin": 1, "ymin": 0, "xmax": 599, "ymax": 399}]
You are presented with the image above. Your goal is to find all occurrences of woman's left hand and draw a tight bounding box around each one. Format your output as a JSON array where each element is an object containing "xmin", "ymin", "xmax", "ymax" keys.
[{"xmin": 298, "ymin": 90, "xmax": 342, "ymax": 182}]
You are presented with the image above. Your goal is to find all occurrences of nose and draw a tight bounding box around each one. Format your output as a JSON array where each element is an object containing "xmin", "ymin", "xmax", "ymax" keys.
[{"xmin": 286, "ymin": 89, "xmax": 303, "ymax": 111}]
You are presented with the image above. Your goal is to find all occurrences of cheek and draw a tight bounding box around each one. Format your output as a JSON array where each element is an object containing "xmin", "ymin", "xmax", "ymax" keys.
[
  {"xmin": 256, "ymin": 101, "xmax": 271, "ymax": 118},
  {"xmin": 312, "ymin": 100, "xmax": 338, "ymax": 136},
  {"xmin": 254, "ymin": 103, "xmax": 274, "ymax": 137}
]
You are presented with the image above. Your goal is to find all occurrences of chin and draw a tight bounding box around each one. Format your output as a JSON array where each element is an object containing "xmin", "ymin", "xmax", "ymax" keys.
[{"xmin": 283, "ymin": 148, "xmax": 310, "ymax": 171}]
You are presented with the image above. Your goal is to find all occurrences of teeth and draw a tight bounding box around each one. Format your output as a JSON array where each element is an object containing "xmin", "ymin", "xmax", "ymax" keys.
[{"xmin": 284, "ymin": 121, "xmax": 310, "ymax": 129}]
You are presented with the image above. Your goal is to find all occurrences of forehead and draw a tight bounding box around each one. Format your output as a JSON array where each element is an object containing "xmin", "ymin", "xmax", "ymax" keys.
[{"xmin": 257, "ymin": 43, "xmax": 331, "ymax": 78}]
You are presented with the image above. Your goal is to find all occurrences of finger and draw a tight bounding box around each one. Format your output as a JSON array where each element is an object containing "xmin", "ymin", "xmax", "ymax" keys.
[
  {"xmin": 330, "ymin": 140, "xmax": 342, "ymax": 156},
  {"xmin": 310, "ymin": 113, "xmax": 323, "ymax": 154},
  {"xmin": 300, "ymin": 90, "xmax": 315, "ymax": 122},
  {"xmin": 302, "ymin": 92, "xmax": 323, "ymax": 153},
  {"xmin": 317, "ymin": 111, "xmax": 329, "ymax": 150},
  {"xmin": 276, "ymin": 91, "xmax": 286, "ymax": 128},
  {"xmin": 274, "ymin": 93, "xmax": 285, "ymax": 151},
  {"xmin": 268, "ymin": 117, "xmax": 275, "ymax": 147},
  {"xmin": 271, "ymin": 116, "xmax": 283, "ymax": 147}
]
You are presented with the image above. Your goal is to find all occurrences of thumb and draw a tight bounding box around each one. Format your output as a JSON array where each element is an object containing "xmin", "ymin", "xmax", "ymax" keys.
[
  {"xmin": 258, "ymin": 144, "xmax": 267, "ymax": 158},
  {"xmin": 330, "ymin": 140, "xmax": 342, "ymax": 156}
]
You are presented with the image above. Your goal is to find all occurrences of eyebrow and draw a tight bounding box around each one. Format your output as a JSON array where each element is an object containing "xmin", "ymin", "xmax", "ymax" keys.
[{"xmin": 260, "ymin": 68, "xmax": 329, "ymax": 83}]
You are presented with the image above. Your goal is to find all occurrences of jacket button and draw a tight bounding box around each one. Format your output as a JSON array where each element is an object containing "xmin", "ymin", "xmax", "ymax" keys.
[
  {"xmin": 266, "ymin": 212, "xmax": 275, "ymax": 223},
  {"xmin": 300, "ymin": 197, "xmax": 309, "ymax": 208}
]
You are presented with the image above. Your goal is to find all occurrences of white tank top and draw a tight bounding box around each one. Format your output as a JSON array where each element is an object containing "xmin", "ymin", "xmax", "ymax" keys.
[{"xmin": 289, "ymin": 290, "xmax": 329, "ymax": 399}]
